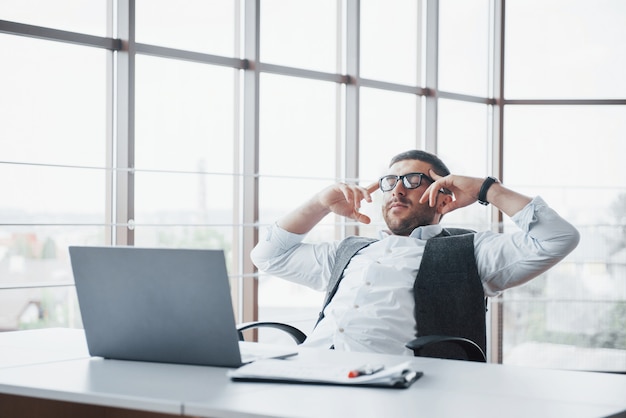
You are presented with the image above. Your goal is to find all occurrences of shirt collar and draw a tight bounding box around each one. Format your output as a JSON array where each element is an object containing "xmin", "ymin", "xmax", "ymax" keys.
[{"xmin": 378, "ymin": 224, "xmax": 443, "ymax": 240}]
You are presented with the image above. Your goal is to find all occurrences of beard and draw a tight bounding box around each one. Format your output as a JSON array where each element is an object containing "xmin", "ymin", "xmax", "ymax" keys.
[{"xmin": 382, "ymin": 196, "xmax": 439, "ymax": 236}]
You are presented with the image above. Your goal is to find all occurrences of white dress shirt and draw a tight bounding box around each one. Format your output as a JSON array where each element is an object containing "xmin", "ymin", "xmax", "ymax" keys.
[{"xmin": 250, "ymin": 196, "xmax": 580, "ymax": 355}]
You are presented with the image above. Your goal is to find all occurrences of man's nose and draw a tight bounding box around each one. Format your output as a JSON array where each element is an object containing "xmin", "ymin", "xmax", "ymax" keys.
[{"xmin": 392, "ymin": 180, "xmax": 407, "ymax": 195}]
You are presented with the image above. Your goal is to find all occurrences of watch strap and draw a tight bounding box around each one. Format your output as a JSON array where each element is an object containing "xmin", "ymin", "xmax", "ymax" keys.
[{"xmin": 478, "ymin": 176, "xmax": 498, "ymax": 206}]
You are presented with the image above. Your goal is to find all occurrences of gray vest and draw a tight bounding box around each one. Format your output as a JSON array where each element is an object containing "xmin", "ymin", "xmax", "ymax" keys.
[{"xmin": 316, "ymin": 228, "xmax": 486, "ymax": 355}]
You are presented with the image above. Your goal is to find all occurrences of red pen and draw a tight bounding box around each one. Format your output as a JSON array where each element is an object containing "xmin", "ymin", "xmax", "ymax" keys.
[{"xmin": 347, "ymin": 364, "xmax": 385, "ymax": 378}]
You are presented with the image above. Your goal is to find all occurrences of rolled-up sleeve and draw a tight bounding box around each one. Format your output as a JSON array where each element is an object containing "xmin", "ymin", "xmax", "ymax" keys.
[
  {"xmin": 250, "ymin": 224, "xmax": 339, "ymax": 291},
  {"xmin": 475, "ymin": 196, "xmax": 580, "ymax": 296}
]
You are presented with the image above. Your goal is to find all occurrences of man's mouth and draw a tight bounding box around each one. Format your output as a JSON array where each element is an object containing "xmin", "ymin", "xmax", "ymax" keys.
[{"xmin": 388, "ymin": 199, "xmax": 410, "ymax": 210}]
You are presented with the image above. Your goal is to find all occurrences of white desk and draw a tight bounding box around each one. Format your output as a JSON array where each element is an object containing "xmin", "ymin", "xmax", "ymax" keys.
[
  {"xmin": 0, "ymin": 328, "xmax": 89, "ymax": 368},
  {"xmin": 0, "ymin": 329, "xmax": 625, "ymax": 418}
]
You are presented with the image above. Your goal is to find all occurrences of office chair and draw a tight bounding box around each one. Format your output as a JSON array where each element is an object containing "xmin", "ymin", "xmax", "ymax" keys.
[
  {"xmin": 237, "ymin": 298, "xmax": 487, "ymax": 363},
  {"xmin": 238, "ymin": 297, "xmax": 487, "ymax": 363},
  {"xmin": 239, "ymin": 229, "xmax": 488, "ymax": 363}
]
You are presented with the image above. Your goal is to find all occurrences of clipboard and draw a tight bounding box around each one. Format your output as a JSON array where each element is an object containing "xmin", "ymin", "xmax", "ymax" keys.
[{"xmin": 228, "ymin": 359, "xmax": 423, "ymax": 389}]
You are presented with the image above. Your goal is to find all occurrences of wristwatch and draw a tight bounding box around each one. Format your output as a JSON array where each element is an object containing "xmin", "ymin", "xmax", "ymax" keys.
[{"xmin": 478, "ymin": 176, "xmax": 499, "ymax": 206}]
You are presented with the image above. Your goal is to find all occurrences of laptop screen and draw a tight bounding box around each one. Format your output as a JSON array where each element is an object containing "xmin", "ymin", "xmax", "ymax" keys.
[{"xmin": 69, "ymin": 246, "xmax": 245, "ymax": 367}]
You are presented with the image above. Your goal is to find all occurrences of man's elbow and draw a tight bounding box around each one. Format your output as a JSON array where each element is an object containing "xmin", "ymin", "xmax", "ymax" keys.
[
  {"xmin": 249, "ymin": 245, "xmax": 265, "ymax": 270},
  {"xmin": 562, "ymin": 226, "xmax": 581, "ymax": 255},
  {"xmin": 544, "ymin": 226, "xmax": 581, "ymax": 258}
]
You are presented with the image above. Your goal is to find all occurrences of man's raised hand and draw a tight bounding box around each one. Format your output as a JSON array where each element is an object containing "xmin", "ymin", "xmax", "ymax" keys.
[{"xmin": 318, "ymin": 182, "xmax": 379, "ymax": 224}]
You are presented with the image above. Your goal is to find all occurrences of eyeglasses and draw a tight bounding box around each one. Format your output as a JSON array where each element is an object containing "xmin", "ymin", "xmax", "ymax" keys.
[{"xmin": 378, "ymin": 172, "xmax": 434, "ymax": 192}]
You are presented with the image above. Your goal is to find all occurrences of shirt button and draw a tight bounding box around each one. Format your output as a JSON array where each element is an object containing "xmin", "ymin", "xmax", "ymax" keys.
[
  {"xmin": 353, "ymin": 304, "xmax": 359, "ymax": 309},
  {"xmin": 338, "ymin": 327, "xmax": 345, "ymax": 333},
  {"xmin": 365, "ymin": 281, "xmax": 371, "ymax": 286}
]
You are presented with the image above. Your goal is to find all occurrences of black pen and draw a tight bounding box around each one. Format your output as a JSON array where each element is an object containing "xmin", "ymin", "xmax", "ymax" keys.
[{"xmin": 347, "ymin": 364, "xmax": 385, "ymax": 378}]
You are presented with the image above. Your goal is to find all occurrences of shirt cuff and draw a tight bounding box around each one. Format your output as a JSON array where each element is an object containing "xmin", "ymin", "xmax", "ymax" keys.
[
  {"xmin": 510, "ymin": 196, "xmax": 545, "ymax": 232},
  {"xmin": 263, "ymin": 222, "xmax": 307, "ymax": 249}
]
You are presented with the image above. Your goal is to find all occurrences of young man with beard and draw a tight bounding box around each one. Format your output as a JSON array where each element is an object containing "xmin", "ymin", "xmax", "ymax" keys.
[{"xmin": 250, "ymin": 150, "xmax": 580, "ymax": 355}]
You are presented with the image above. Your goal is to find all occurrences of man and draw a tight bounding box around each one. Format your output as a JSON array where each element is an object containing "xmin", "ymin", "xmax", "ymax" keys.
[{"xmin": 250, "ymin": 150, "xmax": 580, "ymax": 355}]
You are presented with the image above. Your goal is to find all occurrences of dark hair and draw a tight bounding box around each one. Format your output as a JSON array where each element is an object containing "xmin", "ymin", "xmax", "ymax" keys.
[{"xmin": 389, "ymin": 150, "xmax": 451, "ymax": 177}]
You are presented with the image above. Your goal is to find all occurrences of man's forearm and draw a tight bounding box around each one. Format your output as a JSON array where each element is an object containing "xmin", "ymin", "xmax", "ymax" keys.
[
  {"xmin": 277, "ymin": 182, "xmax": 375, "ymax": 234},
  {"xmin": 485, "ymin": 182, "xmax": 532, "ymax": 218},
  {"xmin": 277, "ymin": 195, "xmax": 330, "ymax": 235}
]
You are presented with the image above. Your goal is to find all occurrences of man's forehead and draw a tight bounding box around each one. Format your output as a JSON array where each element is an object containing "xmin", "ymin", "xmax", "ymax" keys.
[{"xmin": 387, "ymin": 159, "xmax": 433, "ymax": 175}]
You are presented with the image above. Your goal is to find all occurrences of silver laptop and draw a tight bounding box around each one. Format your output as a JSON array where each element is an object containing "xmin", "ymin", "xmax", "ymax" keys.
[{"xmin": 69, "ymin": 246, "xmax": 297, "ymax": 367}]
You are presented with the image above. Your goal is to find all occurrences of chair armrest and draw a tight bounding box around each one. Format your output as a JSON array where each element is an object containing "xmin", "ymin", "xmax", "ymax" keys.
[
  {"xmin": 406, "ymin": 335, "xmax": 486, "ymax": 363},
  {"xmin": 237, "ymin": 321, "xmax": 307, "ymax": 344}
]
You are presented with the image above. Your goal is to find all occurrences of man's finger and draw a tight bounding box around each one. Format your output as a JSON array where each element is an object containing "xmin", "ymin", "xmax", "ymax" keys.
[
  {"xmin": 429, "ymin": 169, "xmax": 443, "ymax": 180},
  {"xmin": 365, "ymin": 182, "xmax": 379, "ymax": 194},
  {"xmin": 354, "ymin": 212, "xmax": 371, "ymax": 224}
]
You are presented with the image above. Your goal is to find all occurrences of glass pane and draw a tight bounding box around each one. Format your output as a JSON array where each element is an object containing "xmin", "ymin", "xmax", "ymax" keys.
[
  {"xmin": 360, "ymin": 0, "xmax": 419, "ymax": 85},
  {"xmin": 0, "ymin": 166, "xmax": 106, "ymax": 324},
  {"xmin": 134, "ymin": 172, "xmax": 235, "ymax": 225},
  {"xmin": 358, "ymin": 88, "xmax": 419, "ymax": 233},
  {"xmin": 0, "ymin": 225, "xmax": 105, "ymax": 284},
  {"xmin": 0, "ymin": 224, "xmax": 103, "ymax": 331},
  {"xmin": 135, "ymin": 55, "xmax": 235, "ymax": 173},
  {"xmin": 135, "ymin": 0, "xmax": 237, "ymax": 56},
  {"xmin": 258, "ymin": 74, "xmax": 338, "ymax": 178},
  {"xmin": 0, "ymin": 287, "xmax": 82, "ymax": 331},
  {"xmin": 503, "ymin": 105, "xmax": 626, "ymax": 372},
  {"xmin": 0, "ymin": 35, "xmax": 107, "ymax": 167},
  {"xmin": 260, "ymin": 0, "xmax": 338, "ymax": 72},
  {"xmin": 0, "ymin": 165, "xmax": 105, "ymax": 223},
  {"xmin": 258, "ymin": 178, "xmax": 335, "ymax": 227},
  {"xmin": 506, "ymin": 0, "xmax": 626, "ymax": 99},
  {"xmin": 134, "ymin": 225, "xmax": 236, "ymax": 268},
  {"xmin": 504, "ymin": 106, "xmax": 626, "ymax": 191},
  {"xmin": 439, "ymin": 0, "xmax": 490, "ymax": 97},
  {"xmin": 0, "ymin": 31, "xmax": 108, "ymax": 331},
  {"xmin": 436, "ymin": 99, "xmax": 490, "ymax": 228},
  {"xmin": 359, "ymin": 88, "xmax": 419, "ymax": 182},
  {"xmin": 0, "ymin": 0, "xmax": 107, "ymax": 36}
]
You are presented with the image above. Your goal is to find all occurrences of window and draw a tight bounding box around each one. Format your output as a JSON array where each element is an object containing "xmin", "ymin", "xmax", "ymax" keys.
[
  {"xmin": 360, "ymin": 0, "xmax": 419, "ymax": 85},
  {"xmin": 438, "ymin": 0, "xmax": 490, "ymax": 97},
  {"xmin": 506, "ymin": 0, "xmax": 626, "ymax": 99},
  {"xmin": 1, "ymin": 0, "xmax": 624, "ymax": 372},
  {"xmin": 500, "ymin": 0, "xmax": 626, "ymax": 371},
  {"xmin": 260, "ymin": 0, "xmax": 338, "ymax": 73},
  {"xmin": 0, "ymin": 32, "xmax": 107, "ymax": 330},
  {"xmin": 133, "ymin": 55, "xmax": 237, "ymax": 257},
  {"xmin": 437, "ymin": 99, "xmax": 490, "ymax": 228},
  {"xmin": 0, "ymin": 0, "xmax": 107, "ymax": 35},
  {"xmin": 502, "ymin": 105, "xmax": 626, "ymax": 370},
  {"xmin": 136, "ymin": 0, "xmax": 237, "ymax": 56}
]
